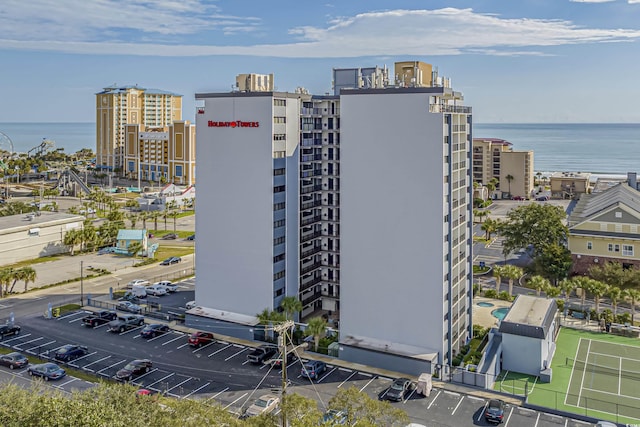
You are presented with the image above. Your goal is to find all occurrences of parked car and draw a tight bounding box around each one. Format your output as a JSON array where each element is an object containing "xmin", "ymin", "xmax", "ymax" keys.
[
  {"xmin": 118, "ymin": 301, "xmax": 142, "ymax": 313},
  {"xmin": 595, "ymin": 422, "xmax": 618, "ymax": 427},
  {"xmin": 384, "ymin": 377, "xmax": 414, "ymax": 402},
  {"xmin": 185, "ymin": 301, "xmax": 197, "ymax": 310},
  {"xmin": 0, "ymin": 323, "xmax": 21, "ymax": 339},
  {"xmin": 188, "ymin": 331, "xmax": 215, "ymax": 347},
  {"xmin": 244, "ymin": 394, "xmax": 280, "ymax": 417},
  {"xmin": 155, "ymin": 280, "xmax": 178, "ymax": 292},
  {"xmin": 97, "ymin": 247, "xmax": 116, "ymax": 255},
  {"xmin": 161, "ymin": 233, "xmax": 178, "ymax": 240},
  {"xmin": 160, "ymin": 256, "xmax": 182, "ymax": 266},
  {"xmin": 186, "ymin": 234, "xmax": 195, "ymax": 241},
  {"xmin": 484, "ymin": 399, "xmax": 505, "ymax": 424},
  {"xmin": 267, "ymin": 352, "xmax": 296, "ymax": 369},
  {"xmin": 27, "ymin": 362, "xmax": 66, "ymax": 381},
  {"xmin": 536, "ymin": 195, "xmax": 550, "ymax": 201},
  {"xmin": 116, "ymin": 359, "xmax": 152, "ymax": 381},
  {"xmin": 0, "ymin": 352, "xmax": 29, "ymax": 370},
  {"xmin": 511, "ymin": 196, "xmax": 524, "ymax": 201},
  {"xmin": 140, "ymin": 324, "xmax": 170, "ymax": 338},
  {"xmin": 321, "ymin": 409, "xmax": 347, "ymax": 425},
  {"xmin": 301, "ymin": 360, "xmax": 327, "ymax": 380},
  {"xmin": 145, "ymin": 284, "xmax": 167, "ymax": 296},
  {"xmin": 126, "ymin": 279, "xmax": 149, "ymax": 289},
  {"xmin": 54, "ymin": 344, "xmax": 89, "ymax": 362}
]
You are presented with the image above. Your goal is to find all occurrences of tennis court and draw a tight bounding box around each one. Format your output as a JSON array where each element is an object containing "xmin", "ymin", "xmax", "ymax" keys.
[{"xmin": 565, "ymin": 337, "xmax": 640, "ymax": 420}]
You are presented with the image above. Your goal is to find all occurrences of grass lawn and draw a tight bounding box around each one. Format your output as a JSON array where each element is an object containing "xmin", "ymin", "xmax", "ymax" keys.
[{"xmin": 526, "ymin": 327, "xmax": 640, "ymax": 425}]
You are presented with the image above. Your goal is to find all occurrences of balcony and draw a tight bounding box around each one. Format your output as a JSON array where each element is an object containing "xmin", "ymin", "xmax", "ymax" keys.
[
  {"xmin": 300, "ymin": 246, "xmax": 322, "ymax": 258},
  {"xmin": 300, "ymin": 276, "xmax": 322, "ymax": 288},
  {"xmin": 300, "ymin": 230, "xmax": 322, "ymax": 243},
  {"xmin": 300, "ymin": 262, "xmax": 321, "ymax": 275},
  {"xmin": 300, "ymin": 215, "xmax": 322, "ymax": 226},
  {"xmin": 301, "ymin": 291, "xmax": 322, "ymax": 306},
  {"xmin": 300, "ymin": 185, "xmax": 322, "ymax": 195}
]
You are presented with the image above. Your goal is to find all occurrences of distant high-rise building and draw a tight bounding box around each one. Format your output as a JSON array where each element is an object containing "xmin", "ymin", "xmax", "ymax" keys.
[{"xmin": 96, "ymin": 85, "xmax": 182, "ymax": 170}]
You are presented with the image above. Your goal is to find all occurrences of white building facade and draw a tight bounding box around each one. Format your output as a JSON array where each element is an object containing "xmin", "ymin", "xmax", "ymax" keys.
[{"xmin": 193, "ymin": 63, "xmax": 473, "ymax": 372}]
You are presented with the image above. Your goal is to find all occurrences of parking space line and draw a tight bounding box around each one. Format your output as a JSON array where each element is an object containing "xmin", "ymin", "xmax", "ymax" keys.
[
  {"xmin": 359, "ymin": 376, "xmax": 377, "ymax": 392},
  {"xmin": 68, "ymin": 351, "xmax": 98, "ymax": 366},
  {"xmin": 166, "ymin": 377, "xmax": 192, "ymax": 393},
  {"xmin": 223, "ymin": 392, "xmax": 247, "ymax": 410},
  {"xmin": 182, "ymin": 381, "xmax": 210, "ymax": 399},
  {"xmin": 133, "ymin": 334, "xmax": 142, "ymax": 339},
  {"xmin": 92, "ymin": 323, "xmax": 109, "ymax": 330},
  {"xmin": 119, "ymin": 326, "xmax": 144, "ymax": 336},
  {"xmin": 2, "ymin": 333, "xmax": 30, "ymax": 344},
  {"xmin": 192, "ymin": 341, "xmax": 217, "ymax": 353},
  {"xmin": 57, "ymin": 311, "xmax": 87, "ymax": 321},
  {"xmin": 404, "ymin": 388, "xmax": 417, "ymax": 404},
  {"xmin": 161, "ymin": 334, "xmax": 184, "ymax": 346},
  {"xmin": 444, "ymin": 390, "xmax": 460, "ymax": 397},
  {"xmin": 14, "ymin": 337, "xmax": 43, "ymax": 349},
  {"xmin": 131, "ymin": 368, "xmax": 158, "ymax": 383},
  {"xmin": 477, "ymin": 401, "xmax": 488, "ymax": 421},
  {"xmin": 317, "ymin": 366, "xmax": 336, "ymax": 383},
  {"xmin": 358, "ymin": 371, "xmax": 372, "ymax": 377},
  {"xmin": 338, "ymin": 371, "xmax": 357, "ymax": 388},
  {"xmin": 97, "ymin": 359, "xmax": 126, "ymax": 374},
  {"xmin": 207, "ymin": 387, "xmax": 229, "ymax": 401},
  {"xmin": 68, "ymin": 316, "xmax": 86, "ymax": 323},
  {"xmin": 58, "ymin": 378, "xmax": 79, "ymax": 387},
  {"xmin": 504, "ymin": 406, "xmax": 514, "ymax": 426},
  {"xmin": 83, "ymin": 356, "xmax": 111, "ymax": 371},
  {"xmin": 25, "ymin": 340, "xmax": 56, "ymax": 353},
  {"xmin": 534, "ymin": 412, "xmax": 540, "ymax": 427},
  {"xmin": 177, "ymin": 342, "xmax": 190, "ymax": 349},
  {"xmin": 147, "ymin": 333, "xmax": 172, "ymax": 343},
  {"xmin": 207, "ymin": 344, "xmax": 231, "ymax": 357},
  {"xmin": 467, "ymin": 395, "xmax": 484, "ymax": 402},
  {"xmin": 224, "ymin": 347, "xmax": 247, "ymax": 361},
  {"xmin": 451, "ymin": 395, "xmax": 464, "ymax": 415},
  {"xmin": 428, "ymin": 390, "xmax": 441, "ymax": 410},
  {"xmin": 145, "ymin": 372, "xmax": 175, "ymax": 389}
]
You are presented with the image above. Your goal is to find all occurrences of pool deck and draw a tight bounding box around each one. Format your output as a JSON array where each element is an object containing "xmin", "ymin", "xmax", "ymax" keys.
[{"xmin": 473, "ymin": 296, "xmax": 513, "ymax": 329}]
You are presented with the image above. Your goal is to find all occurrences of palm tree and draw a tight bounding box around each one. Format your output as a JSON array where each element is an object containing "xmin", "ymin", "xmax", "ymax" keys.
[
  {"xmin": 63, "ymin": 229, "xmax": 83, "ymax": 256},
  {"xmin": 492, "ymin": 265, "xmax": 505, "ymax": 293},
  {"xmin": 502, "ymin": 265, "xmax": 523, "ymax": 297},
  {"xmin": 0, "ymin": 268, "xmax": 14, "ymax": 298},
  {"xmin": 608, "ymin": 286, "xmax": 623, "ymax": 316},
  {"xmin": 559, "ymin": 278, "xmax": 577, "ymax": 307},
  {"xmin": 528, "ymin": 275, "xmax": 550, "ymax": 297},
  {"xmin": 570, "ymin": 276, "xmax": 592, "ymax": 309},
  {"xmin": 280, "ymin": 296, "xmax": 303, "ymax": 321},
  {"xmin": 535, "ymin": 172, "xmax": 542, "ymax": 186},
  {"xmin": 545, "ymin": 285, "xmax": 562, "ymax": 299},
  {"xmin": 7, "ymin": 268, "xmax": 25, "ymax": 294},
  {"xmin": 481, "ymin": 218, "xmax": 499, "ymax": 240},
  {"xmin": 589, "ymin": 279, "xmax": 609, "ymax": 314},
  {"xmin": 127, "ymin": 241, "xmax": 143, "ymax": 258},
  {"xmin": 505, "ymin": 174, "xmax": 514, "ymax": 197},
  {"xmin": 128, "ymin": 213, "xmax": 138, "ymax": 228},
  {"xmin": 305, "ymin": 317, "xmax": 327, "ymax": 352},
  {"xmin": 20, "ymin": 267, "xmax": 36, "ymax": 293},
  {"xmin": 170, "ymin": 211, "xmax": 179, "ymax": 232},
  {"xmin": 624, "ymin": 288, "xmax": 640, "ymax": 324},
  {"xmin": 150, "ymin": 211, "xmax": 160, "ymax": 232}
]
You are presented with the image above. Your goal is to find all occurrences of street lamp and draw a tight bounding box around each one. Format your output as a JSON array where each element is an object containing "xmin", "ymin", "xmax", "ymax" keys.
[{"xmin": 80, "ymin": 260, "xmax": 84, "ymax": 307}]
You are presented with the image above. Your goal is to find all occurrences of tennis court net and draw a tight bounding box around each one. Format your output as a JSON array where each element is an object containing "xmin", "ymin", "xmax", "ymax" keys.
[{"xmin": 566, "ymin": 357, "xmax": 640, "ymax": 382}]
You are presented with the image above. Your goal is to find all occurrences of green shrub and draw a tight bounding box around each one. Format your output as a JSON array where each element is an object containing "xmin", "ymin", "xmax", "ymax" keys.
[
  {"xmin": 497, "ymin": 291, "xmax": 513, "ymax": 301},
  {"xmin": 615, "ymin": 312, "xmax": 631, "ymax": 324},
  {"xmin": 473, "ymin": 324, "xmax": 489, "ymax": 339},
  {"xmin": 555, "ymin": 299, "xmax": 565, "ymax": 312},
  {"xmin": 484, "ymin": 289, "xmax": 498, "ymax": 299}
]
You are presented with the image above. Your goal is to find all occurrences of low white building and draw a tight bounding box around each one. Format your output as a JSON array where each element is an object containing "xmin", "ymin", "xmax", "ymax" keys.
[
  {"xmin": 499, "ymin": 295, "xmax": 558, "ymax": 379},
  {"xmin": 0, "ymin": 212, "xmax": 85, "ymax": 266}
]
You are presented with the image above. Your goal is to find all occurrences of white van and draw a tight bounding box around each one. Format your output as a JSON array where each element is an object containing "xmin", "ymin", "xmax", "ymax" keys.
[{"xmin": 131, "ymin": 285, "xmax": 147, "ymax": 298}]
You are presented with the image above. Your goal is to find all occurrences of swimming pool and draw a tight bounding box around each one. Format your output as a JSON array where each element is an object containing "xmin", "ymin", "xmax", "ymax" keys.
[
  {"xmin": 491, "ymin": 307, "xmax": 509, "ymax": 320},
  {"xmin": 477, "ymin": 302, "xmax": 494, "ymax": 308}
]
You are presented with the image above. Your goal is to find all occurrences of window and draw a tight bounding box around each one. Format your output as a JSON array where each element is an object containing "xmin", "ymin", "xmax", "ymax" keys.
[
  {"xmin": 273, "ymin": 270, "xmax": 286, "ymax": 280},
  {"xmin": 273, "ymin": 116, "xmax": 286, "ymax": 124},
  {"xmin": 273, "ymin": 151, "xmax": 286, "ymax": 158},
  {"xmin": 274, "ymin": 185, "xmax": 285, "ymax": 193},
  {"xmin": 273, "ymin": 168, "xmax": 285, "ymax": 176},
  {"xmin": 274, "ymin": 99, "xmax": 286, "ymax": 106},
  {"xmin": 273, "ymin": 134, "xmax": 286, "ymax": 141},
  {"xmin": 274, "ymin": 219, "xmax": 285, "ymax": 228},
  {"xmin": 273, "ymin": 254, "xmax": 285, "ymax": 263},
  {"xmin": 623, "ymin": 245, "xmax": 634, "ymax": 256},
  {"xmin": 273, "ymin": 236, "xmax": 285, "ymax": 246},
  {"xmin": 273, "ymin": 202, "xmax": 285, "ymax": 211},
  {"xmin": 609, "ymin": 243, "xmax": 620, "ymax": 252},
  {"xmin": 615, "ymin": 211, "xmax": 623, "ymax": 218},
  {"xmin": 175, "ymin": 165, "xmax": 183, "ymax": 177},
  {"xmin": 587, "ymin": 241, "xmax": 592, "ymax": 250}
]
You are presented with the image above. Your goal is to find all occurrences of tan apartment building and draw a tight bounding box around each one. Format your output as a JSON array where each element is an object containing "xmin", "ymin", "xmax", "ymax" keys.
[
  {"xmin": 123, "ymin": 121, "xmax": 196, "ymax": 186},
  {"xmin": 96, "ymin": 85, "xmax": 182, "ymax": 171},
  {"xmin": 472, "ymin": 138, "xmax": 534, "ymax": 199},
  {"xmin": 568, "ymin": 183, "xmax": 640, "ymax": 274},
  {"xmin": 550, "ymin": 172, "xmax": 591, "ymax": 199}
]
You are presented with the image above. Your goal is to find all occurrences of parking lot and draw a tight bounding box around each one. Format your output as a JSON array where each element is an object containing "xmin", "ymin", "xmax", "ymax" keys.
[{"xmin": 0, "ymin": 299, "xmax": 601, "ymax": 426}]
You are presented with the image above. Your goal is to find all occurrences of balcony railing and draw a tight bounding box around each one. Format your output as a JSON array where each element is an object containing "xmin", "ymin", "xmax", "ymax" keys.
[
  {"xmin": 300, "ymin": 230, "xmax": 322, "ymax": 243},
  {"xmin": 300, "ymin": 262, "xmax": 321, "ymax": 275},
  {"xmin": 300, "ymin": 246, "xmax": 322, "ymax": 259},
  {"xmin": 301, "ymin": 215, "xmax": 322, "ymax": 226},
  {"xmin": 301, "ymin": 291, "xmax": 322, "ymax": 306}
]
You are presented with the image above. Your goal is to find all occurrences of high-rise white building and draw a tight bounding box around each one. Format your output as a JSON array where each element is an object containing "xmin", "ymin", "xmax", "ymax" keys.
[{"xmin": 192, "ymin": 62, "xmax": 473, "ymax": 372}]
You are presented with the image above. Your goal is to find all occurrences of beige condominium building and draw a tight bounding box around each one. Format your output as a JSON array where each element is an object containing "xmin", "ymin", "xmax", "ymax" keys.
[
  {"xmin": 472, "ymin": 138, "xmax": 534, "ymax": 199},
  {"xmin": 96, "ymin": 85, "xmax": 183, "ymax": 171},
  {"xmin": 123, "ymin": 121, "xmax": 196, "ymax": 186}
]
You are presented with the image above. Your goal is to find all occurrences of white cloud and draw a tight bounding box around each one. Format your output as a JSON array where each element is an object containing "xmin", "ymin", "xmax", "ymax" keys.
[
  {"xmin": 569, "ymin": 0, "xmax": 616, "ymax": 3},
  {"xmin": 1, "ymin": 7, "xmax": 640, "ymax": 57}
]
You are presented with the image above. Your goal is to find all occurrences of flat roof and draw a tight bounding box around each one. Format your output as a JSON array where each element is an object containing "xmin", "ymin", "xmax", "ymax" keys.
[
  {"xmin": 499, "ymin": 295, "xmax": 557, "ymax": 339},
  {"xmin": 0, "ymin": 211, "xmax": 85, "ymax": 234},
  {"xmin": 340, "ymin": 334, "xmax": 438, "ymax": 362},
  {"xmin": 186, "ymin": 306, "xmax": 260, "ymax": 326}
]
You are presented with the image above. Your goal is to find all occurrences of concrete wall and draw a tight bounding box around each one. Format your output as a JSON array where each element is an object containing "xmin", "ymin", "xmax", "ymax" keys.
[
  {"xmin": 339, "ymin": 90, "xmax": 448, "ymax": 359},
  {"xmin": 501, "ymin": 333, "xmax": 542, "ymax": 377},
  {"xmin": 195, "ymin": 95, "xmax": 276, "ymax": 316},
  {"xmin": 339, "ymin": 344, "xmax": 434, "ymax": 377}
]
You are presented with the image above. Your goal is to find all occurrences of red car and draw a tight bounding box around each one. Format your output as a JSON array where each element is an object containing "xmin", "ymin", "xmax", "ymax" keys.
[{"xmin": 188, "ymin": 331, "xmax": 214, "ymax": 347}]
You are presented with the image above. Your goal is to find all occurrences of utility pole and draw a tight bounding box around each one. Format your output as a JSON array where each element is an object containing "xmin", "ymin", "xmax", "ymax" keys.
[{"xmin": 273, "ymin": 320, "xmax": 294, "ymax": 427}]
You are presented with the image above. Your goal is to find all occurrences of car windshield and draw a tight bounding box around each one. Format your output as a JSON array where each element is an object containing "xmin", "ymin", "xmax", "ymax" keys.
[
  {"xmin": 391, "ymin": 382, "xmax": 405, "ymax": 390},
  {"xmin": 46, "ymin": 365, "xmax": 59, "ymax": 372},
  {"xmin": 124, "ymin": 363, "xmax": 136, "ymax": 371},
  {"xmin": 57, "ymin": 346, "xmax": 71, "ymax": 353},
  {"xmin": 255, "ymin": 399, "xmax": 269, "ymax": 408},
  {"xmin": 304, "ymin": 364, "xmax": 315, "ymax": 371}
]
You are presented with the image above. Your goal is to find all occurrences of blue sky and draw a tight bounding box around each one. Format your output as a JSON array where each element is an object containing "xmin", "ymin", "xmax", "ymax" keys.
[{"xmin": 1, "ymin": 0, "xmax": 640, "ymax": 123}]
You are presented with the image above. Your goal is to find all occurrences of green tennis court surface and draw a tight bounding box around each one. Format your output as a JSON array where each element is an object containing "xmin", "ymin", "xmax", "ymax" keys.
[{"xmin": 565, "ymin": 338, "xmax": 640, "ymax": 419}]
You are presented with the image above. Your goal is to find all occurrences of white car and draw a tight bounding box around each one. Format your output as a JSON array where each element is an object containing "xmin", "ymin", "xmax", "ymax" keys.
[
  {"xmin": 145, "ymin": 284, "xmax": 167, "ymax": 296},
  {"xmin": 185, "ymin": 301, "xmax": 196, "ymax": 310},
  {"xmin": 244, "ymin": 394, "xmax": 280, "ymax": 417},
  {"xmin": 156, "ymin": 280, "xmax": 178, "ymax": 293},
  {"xmin": 126, "ymin": 279, "xmax": 149, "ymax": 289}
]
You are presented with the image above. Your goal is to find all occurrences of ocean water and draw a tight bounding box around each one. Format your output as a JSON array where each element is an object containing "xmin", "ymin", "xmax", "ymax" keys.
[
  {"xmin": 474, "ymin": 123, "xmax": 640, "ymax": 176},
  {"xmin": 1, "ymin": 122, "xmax": 639, "ymax": 175},
  {"xmin": 0, "ymin": 122, "xmax": 94, "ymax": 155}
]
